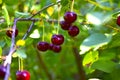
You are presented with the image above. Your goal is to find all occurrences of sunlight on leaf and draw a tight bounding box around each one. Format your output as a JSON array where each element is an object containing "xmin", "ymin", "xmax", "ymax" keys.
[
  {"xmin": 80, "ymin": 33, "xmax": 112, "ymax": 54},
  {"xmin": 83, "ymin": 51, "xmax": 99, "ymax": 67},
  {"xmin": 12, "ymin": 52, "xmax": 18, "ymax": 58},
  {"xmin": 29, "ymin": 29, "xmax": 40, "ymax": 38},
  {"xmin": 16, "ymin": 40, "xmax": 25, "ymax": 46},
  {"xmin": 86, "ymin": 13, "xmax": 101, "ymax": 25},
  {"xmin": 47, "ymin": 7, "xmax": 54, "ymax": 16}
]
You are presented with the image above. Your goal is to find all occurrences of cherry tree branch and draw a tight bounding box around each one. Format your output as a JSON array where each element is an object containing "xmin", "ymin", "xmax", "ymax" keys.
[
  {"xmin": 72, "ymin": 46, "xmax": 86, "ymax": 80},
  {"xmin": 4, "ymin": 18, "xmax": 18, "ymax": 80},
  {"xmin": 28, "ymin": 1, "xmax": 61, "ymax": 19},
  {"xmin": 22, "ymin": 21, "xmax": 35, "ymax": 40}
]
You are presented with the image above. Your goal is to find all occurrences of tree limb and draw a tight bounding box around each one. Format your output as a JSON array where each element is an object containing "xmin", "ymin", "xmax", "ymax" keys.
[{"xmin": 72, "ymin": 46, "xmax": 86, "ymax": 80}]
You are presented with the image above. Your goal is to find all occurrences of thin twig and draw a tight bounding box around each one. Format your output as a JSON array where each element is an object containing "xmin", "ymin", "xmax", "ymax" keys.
[
  {"xmin": 22, "ymin": 21, "xmax": 35, "ymax": 40},
  {"xmin": 72, "ymin": 46, "xmax": 86, "ymax": 80},
  {"xmin": 28, "ymin": 1, "xmax": 61, "ymax": 19}
]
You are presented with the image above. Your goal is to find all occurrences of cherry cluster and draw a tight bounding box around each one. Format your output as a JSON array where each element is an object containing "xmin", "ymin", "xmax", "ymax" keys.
[
  {"xmin": 37, "ymin": 34, "xmax": 64, "ymax": 53},
  {"xmin": 60, "ymin": 11, "xmax": 79, "ymax": 37},
  {"xmin": 0, "ymin": 65, "xmax": 30, "ymax": 80}
]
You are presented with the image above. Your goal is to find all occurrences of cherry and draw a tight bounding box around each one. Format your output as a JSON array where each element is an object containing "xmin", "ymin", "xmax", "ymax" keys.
[
  {"xmin": 49, "ymin": 44, "xmax": 61, "ymax": 52},
  {"xmin": 64, "ymin": 11, "xmax": 77, "ymax": 23},
  {"xmin": 68, "ymin": 25, "xmax": 79, "ymax": 37},
  {"xmin": 6, "ymin": 29, "xmax": 18, "ymax": 38},
  {"xmin": 0, "ymin": 65, "xmax": 6, "ymax": 78},
  {"xmin": 16, "ymin": 70, "xmax": 30, "ymax": 80},
  {"xmin": 52, "ymin": 45, "xmax": 61, "ymax": 52},
  {"xmin": 60, "ymin": 21, "xmax": 71, "ymax": 30},
  {"xmin": 51, "ymin": 34, "xmax": 64, "ymax": 45},
  {"xmin": 37, "ymin": 41, "xmax": 49, "ymax": 51},
  {"xmin": 49, "ymin": 43, "xmax": 54, "ymax": 50},
  {"xmin": 117, "ymin": 16, "xmax": 120, "ymax": 26}
]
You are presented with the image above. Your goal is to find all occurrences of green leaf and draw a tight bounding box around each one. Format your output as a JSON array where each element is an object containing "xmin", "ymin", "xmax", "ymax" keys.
[
  {"xmin": 99, "ymin": 49, "xmax": 116, "ymax": 60},
  {"xmin": 15, "ymin": 11, "xmax": 30, "ymax": 18},
  {"xmin": 16, "ymin": 49, "xmax": 27, "ymax": 59},
  {"xmin": 83, "ymin": 51, "xmax": 99, "ymax": 66},
  {"xmin": 0, "ymin": 47, "xmax": 2, "ymax": 56},
  {"xmin": 80, "ymin": 33, "xmax": 111, "ymax": 54},
  {"xmin": 91, "ymin": 60, "xmax": 117, "ymax": 73},
  {"xmin": 2, "ymin": 4, "xmax": 10, "ymax": 26},
  {"xmin": 110, "ymin": 64, "xmax": 120, "ymax": 80},
  {"xmin": 108, "ymin": 33, "xmax": 120, "ymax": 48},
  {"xmin": 51, "ymin": 0, "xmax": 56, "ymax": 3},
  {"xmin": 0, "ymin": 0, "xmax": 2, "ymax": 4}
]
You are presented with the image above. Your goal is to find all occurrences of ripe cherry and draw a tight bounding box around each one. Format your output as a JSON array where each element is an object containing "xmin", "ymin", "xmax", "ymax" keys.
[
  {"xmin": 52, "ymin": 45, "xmax": 61, "ymax": 53},
  {"xmin": 68, "ymin": 25, "xmax": 79, "ymax": 37},
  {"xmin": 49, "ymin": 43, "xmax": 54, "ymax": 50},
  {"xmin": 51, "ymin": 34, "xmax": 64, "ymax": 45},
  {"xmin": 37, "ymin": 41, "xmax": 49, "ymax": 51},
  {"xmin": 0, "ymin": 65, "xmax": 6, "ymax": 78},
  {"xmin": 6, "ymin": 29, "xmax": 18, "ymax": 38},
  {"xmin": 64, "ymin": 11, "xmax": 77, "ymax": 23},
  {"xmin": 60, "ymin": 21, "xmax": 71, "ymax": 30},
  {"xmin": 49, "ymin": 44, "xmax": 61, "ymax": 52},
  {"xmin": 16, "ymin": 70, "xmax": 30, "ymax": 80},
  {"xmin": 117, "ymin": 16, "xmax": 120, "ymax": 26}
]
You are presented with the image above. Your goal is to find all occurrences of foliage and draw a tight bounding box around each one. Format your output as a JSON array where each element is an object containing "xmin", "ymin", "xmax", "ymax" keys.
[{"xmin": 0, "ymin": 0, "xmax": 120, "ymax": 80}]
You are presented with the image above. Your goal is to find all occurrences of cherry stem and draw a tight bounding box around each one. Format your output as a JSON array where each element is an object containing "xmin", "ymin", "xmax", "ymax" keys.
[
  {"xmin": 22, "ymin": 21, "xmax": 35, "ymax": 40},
  {"xmin": 18, "ymin": 58, "xmax": 20, "ymax": 71},
  {"xmin": 71, "ymin": 0, "xmax": 74, "ymax": 12},
  {"xmin": 21, "ymin": 58, "xmax": 24, "ymax": 71},
  {"xmin": 57, "ymin": 3, "xmax": 61, "ymax": 34},
  {"xmin": 42, "ymin": 21, "xmax": 45, "ymax": 41}
]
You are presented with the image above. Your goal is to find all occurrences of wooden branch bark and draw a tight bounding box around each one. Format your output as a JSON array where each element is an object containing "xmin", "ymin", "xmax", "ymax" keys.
[{"xmin": 72, "ymin": 46, "xmax": 86, "ymax": 80}]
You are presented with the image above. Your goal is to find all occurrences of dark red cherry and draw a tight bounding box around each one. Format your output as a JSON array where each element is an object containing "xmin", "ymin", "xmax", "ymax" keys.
[
  {"xmin": 16, "ymin": 70, "xmax": 30, "ymax": 80},
  {"xmin": 60, "ymin": 21, "xmax": 71, "ymax": 30},
  {"xmin": 51, "ymin": 34, "xmax": 64, "ymax": 45},
  {"xmin": 68, "ymin": 25, "xmax": 79, "ymax": 37},
  {"xmin": 64, "ymin": 11, "xmax": 77, "ymax": 23},
  {"xmin": 49, "ymin": 43, "xmax": 54, "ymax": 50},
  {"xmin": 6, "ymin": 29, "xmax": 18, "ymax": 38},
  {"xmin": 0, "ymin": 65, "xmax": 6, "ymax": 78},
  {"xmin": 117, "ymin": 16, "xmax": 120, "ymax": 26},
  {"xmin": 52, "ymin": 45, "xmax": 61, "ymax": 53},
  {"xmin": 37, "ymin": 42, "xmax": 49, "ymax": 51}
]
